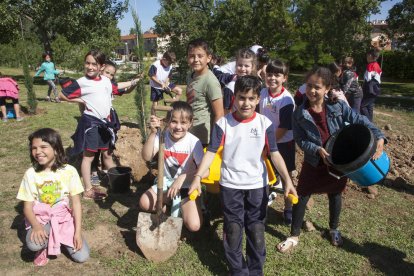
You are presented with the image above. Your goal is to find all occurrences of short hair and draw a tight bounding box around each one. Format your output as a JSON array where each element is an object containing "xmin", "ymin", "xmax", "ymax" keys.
[
  {"xmin": 167, "ymin": 101, "xmax": 194, "ymax": 122},
  {"xmin": 85, "ymin": 49, "xmax": 106, "ymax": 66},
  {"xmin": 187, "ymin": 38, "xmax": 212, "ymax": 56},
  {"xmin": 367, "ymin": 48, "xmax": 380, "ymax": 60},
  {"xmin": 42, "ymin": 52, "xmax": 52, "ymax": 59},
  {"xmin": 163, "ymin": 51, "xmax": 176, "ymax": 63},
  {"xmin": 343, "ymin": 56, "xmax": 354, "ymax": 65},
  {"xmin": 28, "ymin": 128, "xmax": 67, "ymax": 172},
  {"xmin": 234, "ymin": 75, "xmax": 262, "ymax": 97},
  {"xmin": 266, "ymin": 59, "xmax": 289, "ymax": 75},
  {"xmin": 105, "ymin": 59, "xmax": 117, "ymax": 70}
]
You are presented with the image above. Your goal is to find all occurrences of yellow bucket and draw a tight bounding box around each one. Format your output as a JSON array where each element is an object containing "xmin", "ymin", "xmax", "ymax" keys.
[{"xmin": 201, "ymin": 147, "xmax": 277, "ymax": 194}]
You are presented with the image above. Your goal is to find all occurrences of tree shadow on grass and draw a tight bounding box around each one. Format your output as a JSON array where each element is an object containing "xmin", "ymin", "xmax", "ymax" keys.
[
  {"xmin": 306, "ymin": 221, "xmax": 414, "ymax": 275},
  {"xmin": 342, "ymin": 238, "xmax": 414, "ymax": 275}
]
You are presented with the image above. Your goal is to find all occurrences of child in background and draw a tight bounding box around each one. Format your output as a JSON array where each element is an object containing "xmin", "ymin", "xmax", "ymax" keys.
[
  {"xmin": 35, "ymin": 53, "xmax": 60, "ymax": 102},
  {"xmin": 256, "ymin": 47, "xmax": 270, "ymax": 83},
  {"xmin": 361, "ymin": 49, "xmax": 382, "ymax": 122},
  {"xmin": 213, "ymin": 48, "xmax": 257, "ymax": 112},
  {"xmin": 140, "ymin": 101, "xmax": 204, "ymax": 231},
  {"xmin": 17, "ymin": 128, "xmax": 89, "ymax": 266},
  {"xmin": 149, "ymin": 51, "xmax": 182, "ymax": 114},
  {"xmin": 59, "ymin": 50, "xmax": 121, "ymax": 200},
  {"xmin": 341, "ymin": 57, "xmax": 363, "ymax": 113},
  {"xmin": 186, "ymin": 38, "xmax": 224, "ymax": 145},
  {"xmin": 259, "ymin": 60, "xmax": 296, "ymax": 224},
  {"xmin": 294, "ymin": 83, "xmax": 307, "ymax": 106},
  {"xmin": 277, "ymin": 67, "xmax": 386, "ymax": 253},
  {"xmin": 0, "ymin": 75, "xmax": 23, "ymax": 122},
  {"xmin": 327, "ymin": 62, "xmax": 349, "ymax": 105},
  {"xmin": 190, "ymin": 76, "xmax": 296, "ymax": 275}
]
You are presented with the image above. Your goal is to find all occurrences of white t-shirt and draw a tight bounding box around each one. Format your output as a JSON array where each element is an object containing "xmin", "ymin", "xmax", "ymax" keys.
[
  {"xmin": 62, "ymin": 75, "xmax": 115, "ymax": 120},
  {"xmin": 154, "ymin": 131, "xmax": 204, "ymax": 187},
  {"xmin": 259, "ymin": 87, "xmax": 294, "ymax": 143},
  {"xmin": 149, "ymin": 60, "xmax": 172, "ymax": 88},
  {"xmin": 208, "ymin": 112, "xmax": 278, "ymax": 190},
  {"xmin": 16, "ymin": 165, "xmax": 84, "ymax": 206}
]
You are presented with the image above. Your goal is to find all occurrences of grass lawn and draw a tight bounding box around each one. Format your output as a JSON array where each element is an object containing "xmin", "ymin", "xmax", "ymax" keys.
[{"xmin": 0, "ymin": 67, "xmax": 413, "ymax": 275}]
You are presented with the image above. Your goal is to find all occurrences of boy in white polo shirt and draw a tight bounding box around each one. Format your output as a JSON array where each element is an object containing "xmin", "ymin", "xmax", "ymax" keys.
[
  {"xmin": 148, "ymin": 51, "xmax": 182, "ymax": 114},
  {"xmin": 189, "ymin": 75, "xmax": 297, "ymax": 276}
]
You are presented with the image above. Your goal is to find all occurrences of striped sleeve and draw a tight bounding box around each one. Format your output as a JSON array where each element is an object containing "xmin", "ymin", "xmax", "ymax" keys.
[
  {"xmin": 61, "ymin": 79, "xmax": 81, "ymax": 99},
  {"xmin": 111, "ymin": 81, "xmax": 121, "ymax": 95}
]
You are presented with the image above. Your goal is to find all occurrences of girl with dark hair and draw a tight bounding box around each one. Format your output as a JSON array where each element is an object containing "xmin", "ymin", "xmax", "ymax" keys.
[
  {"xmin": 34, "ymin": 53, "xmax": 60, "ymax": 102},
  {"xmin": 17, "ymin": 128, "xmax": 90, "ymax": 266},
  {"xmin": 59, "ymin": 50, "xmax": 122, "ymax": 200}
]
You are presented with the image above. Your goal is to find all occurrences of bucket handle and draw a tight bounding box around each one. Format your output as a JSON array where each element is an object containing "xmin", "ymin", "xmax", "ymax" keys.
[{"xmin": 326, "ymin": 165, "xmax": 347, "ymax": 180}]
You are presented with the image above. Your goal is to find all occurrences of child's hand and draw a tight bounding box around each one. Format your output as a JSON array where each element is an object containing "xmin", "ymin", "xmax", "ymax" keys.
[
  {"xmin": 148, "ymin": 115, "xmax": 161, "ymax": 132},
  {"xmin": 31, "ymin": 224, "xmax": 48, "ymax": 245},
  {"xmin": 167, "ymin": 181, "xmax": 182, "ymax": 200},
  {"xmin": 318, "ymin": 147, "xmax": 330, "ymax": 165},
  {"xmin": 73, "ymin": 231, "xmax": 83, "ymax": 251},
  {"xmin": 373, "ymin": 138, "xmax": 384, "ymax": 160},
  {"xmin": 188, "ymin": 176, "xmax": 202, "ymax": 197},
  {"xmin": 283, "ymin": 179, "xmax": 298, "ymax": 199}
]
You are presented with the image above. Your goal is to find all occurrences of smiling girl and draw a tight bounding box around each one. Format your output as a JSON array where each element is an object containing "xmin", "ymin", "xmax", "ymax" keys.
[
  {"xmin": 17, "ymin": 128, "xmax": 89, "ymax": 266},
  {"xmin": 139, "ymin": 101, "xmax": 204, "ymax": 232},
  {"xmin": 59, "ymin": 50, "xmax": 121, "ymax": 200}
]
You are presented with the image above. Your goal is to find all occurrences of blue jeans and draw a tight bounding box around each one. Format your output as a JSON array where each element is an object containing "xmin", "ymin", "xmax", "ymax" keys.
[
  {"xmin": 220, "ymin": 185, "xmax": 268, "ymax": 276},
  {"xmin": 26, "ymin": 223, "xmax": 90, "ymax": 263}
]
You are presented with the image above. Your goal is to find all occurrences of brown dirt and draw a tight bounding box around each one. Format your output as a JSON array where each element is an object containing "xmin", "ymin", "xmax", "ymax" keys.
[{"xmin": 113, "ymin": 125, "xmax": 150, "ymax": 182}]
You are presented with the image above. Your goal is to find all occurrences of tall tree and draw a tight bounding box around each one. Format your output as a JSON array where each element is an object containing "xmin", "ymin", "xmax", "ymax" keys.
[
  {"xmin": 387, "ymin": 0, "xmax": 414, "ymax": 51},
  {"xmin": 11, "ymin": 0, "xmax": 127, "ymax": 52}
]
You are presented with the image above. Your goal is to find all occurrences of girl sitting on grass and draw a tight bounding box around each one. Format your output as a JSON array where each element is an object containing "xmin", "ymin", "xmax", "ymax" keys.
[{"xmin": 17, "ymin": 128, "xmax": 89, "ymax": 266}]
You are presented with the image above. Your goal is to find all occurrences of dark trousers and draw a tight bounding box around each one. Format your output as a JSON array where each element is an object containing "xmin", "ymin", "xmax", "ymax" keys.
[
  {"xmin": 360, "ymin": 96, "xmax": 376, "ymax": 122},
  {"xmin": 291, "ymin": 193, "xmax": 342, "ymax": 236},
  {"xmin": 220, "ymin": 185, "xmax": 268, "ymax": 276},
  {"xmin": 346, "ymin": 94, "xmax": 362, "ymax": 114}
]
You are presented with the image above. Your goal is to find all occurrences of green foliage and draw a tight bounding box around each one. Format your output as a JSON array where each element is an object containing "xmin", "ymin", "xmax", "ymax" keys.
[
  {"xmin": 132, "ymin": 8, "xmax": 147, "ymax": 143},
  {"xmin": 22, "ymin": 57, "xmax": 37, "ymax": 114},
  {"xmin": 381, "ymin": 50, "xmax": 414, "ymax": 79},
  {"xmin": 0, "ymin": 1, "xmax": 20, "ymax": 43},
  {"xmin": 387, "ymin": 0, "xmax": 414, "ymax": 52},
  {"xmin": 154, "ymin": 0, "xmax": 384, "ymax": 71},
  {"xmin": 5, "ymin": 0, "xmax": 128, "ymax": 52}
]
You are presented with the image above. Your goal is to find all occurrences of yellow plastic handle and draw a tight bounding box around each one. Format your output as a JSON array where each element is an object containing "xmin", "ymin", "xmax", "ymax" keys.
[
  {"xmin": 287, "ymin": 194, "xmax": 298, "ymax": 204},
  {"xmin": 189, "ymin": 190, "xmax": 199, "ymax": 201}
]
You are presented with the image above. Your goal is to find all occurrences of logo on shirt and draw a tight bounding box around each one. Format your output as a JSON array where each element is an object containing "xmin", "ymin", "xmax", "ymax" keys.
[{"xmin": 250, "ymin": 128, "xmax": 261, "ymax": 138}]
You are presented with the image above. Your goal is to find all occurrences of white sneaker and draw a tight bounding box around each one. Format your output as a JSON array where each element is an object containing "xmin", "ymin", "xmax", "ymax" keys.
[{"xmin": 268, "ymin": 192, "xmax": 277, "ymax": 206}]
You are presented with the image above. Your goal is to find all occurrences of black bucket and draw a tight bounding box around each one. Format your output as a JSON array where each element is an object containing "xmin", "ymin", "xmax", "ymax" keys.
[
  {"xmin": 325, "ymin": 124, "xmax": 376, "ymax": 173},
  {"xmin": 108, "ymin": 166, "xmax": 132, "ymax": 193}
]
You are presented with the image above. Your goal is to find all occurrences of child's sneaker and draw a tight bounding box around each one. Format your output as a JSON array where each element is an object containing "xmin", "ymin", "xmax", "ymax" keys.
[
  {"xmin": 34, "ymin": 248, "xmax": 49, "ymax": 266},
  {"xmin": 329, "ymin": 229, "xmax": 343, "ymax": 246},
  {"xmin": 83, "ymin": 188, "xmax": 107, "ymax": 200},
  {"xmin": 268, "ymin": 191, "xmax": 277, "ymax": 206},
  {"xmin": 16, "ymin": 117, "xmax": 24, "ymax": 122},
  {"xmin": 1, "ymin": 118, "xmax": 7, "ymax": 123},
  {"xmin": 54, "ymin": 97, "xmax": 61, "ymax": 103},
  {"xmin": 45, "ymin": 96, "xmax": 51, "ymax": 102}
]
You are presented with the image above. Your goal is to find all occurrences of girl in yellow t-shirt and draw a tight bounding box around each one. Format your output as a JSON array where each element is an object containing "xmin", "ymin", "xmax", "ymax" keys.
[{"xmin": 16, "ymin": 128, "xmax": 89, "ymax": 266}]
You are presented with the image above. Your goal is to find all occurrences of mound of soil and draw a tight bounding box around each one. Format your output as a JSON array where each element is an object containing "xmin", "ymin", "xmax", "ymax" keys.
[
  {"xmin": 113, "ymin": 121, "xmax": 413, "ymax": 188},
  {"xmin": 113, "ymin": 125, "xmax": 149, "ymax": 183}
]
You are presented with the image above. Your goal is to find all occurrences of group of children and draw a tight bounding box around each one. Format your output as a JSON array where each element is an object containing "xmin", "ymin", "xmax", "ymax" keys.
[{"xmin": 16, "ymin": 40, "xmax": 386, "ymax": 274}]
